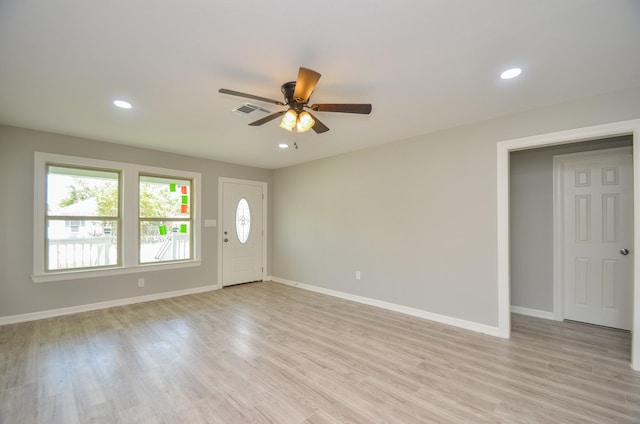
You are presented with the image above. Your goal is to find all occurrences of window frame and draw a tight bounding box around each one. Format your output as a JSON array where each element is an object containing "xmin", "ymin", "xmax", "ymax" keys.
[
  {"xmin": 44, "ymin": 163, "xmax": 122, "ymax": 272},
  {"xmin": 33, "ymin": 152, "xmax": 201, "ymax": 283},
  {"xmin": 138, "ymin": 173, "xmax": 194, "ymax": 264}
]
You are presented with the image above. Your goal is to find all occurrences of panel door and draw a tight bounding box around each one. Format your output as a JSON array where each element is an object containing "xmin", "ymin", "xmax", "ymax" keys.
[
  {"xmin": 562, "ymin": 148, "xmax": 633, "ymax": 330},
  {"xmin": 222, "ymin": 180, "xmax": 263, "ymax": 286}
]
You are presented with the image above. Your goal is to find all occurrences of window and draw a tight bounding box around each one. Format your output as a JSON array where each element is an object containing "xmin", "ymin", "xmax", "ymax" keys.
[
  {"xmin": 46, "ymin": 165, "xmax": 120, "ymax": 271},
  {"xmin": 33, "ymin": 153, "xmax": 201, "ymax": 282},
  {"xmin": 139, "ymin": 175, "xmax": 192, "ymax": 263},
  {"xmin": 235, "ymin": 198, "xmax": 251, "ymax": 244}
]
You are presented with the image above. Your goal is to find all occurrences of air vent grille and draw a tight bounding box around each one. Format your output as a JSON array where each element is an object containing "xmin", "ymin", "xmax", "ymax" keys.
[{"xmin": 233, "ymin": 103, "xmax": 271, "ymax": 117}]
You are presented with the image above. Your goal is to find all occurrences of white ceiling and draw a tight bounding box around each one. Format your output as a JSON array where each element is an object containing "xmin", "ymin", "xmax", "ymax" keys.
[{"xmin": 1, "ymin": 1, "xmax": 639, "ymax": 169}]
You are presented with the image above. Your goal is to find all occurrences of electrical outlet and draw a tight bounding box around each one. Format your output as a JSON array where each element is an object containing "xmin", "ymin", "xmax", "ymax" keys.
[
  {"xmin": 138, "ymin": 278, "xmax": 145, "ymax": 287},
  {"xmin": 356, "ymin": 271, "xmax": 361, "ymax": 280}
]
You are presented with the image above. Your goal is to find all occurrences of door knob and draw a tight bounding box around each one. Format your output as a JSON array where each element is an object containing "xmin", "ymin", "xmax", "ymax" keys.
[
  {"xmin": 224, "ymin": 238, "xmax": 228, "ymax": 242},
  {"xmin": 620, "ymin": 248, "xmax": 630, "ymax": 256}
]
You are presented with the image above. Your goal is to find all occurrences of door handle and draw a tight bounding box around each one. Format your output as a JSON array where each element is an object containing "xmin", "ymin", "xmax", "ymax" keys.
[
  {"xmin": 224, "ymin": 238, "xmax": 228, "ymax": 243},
  {"xmin": 620, "ymin": 248, "xmax": 630, "ymax": 256}
]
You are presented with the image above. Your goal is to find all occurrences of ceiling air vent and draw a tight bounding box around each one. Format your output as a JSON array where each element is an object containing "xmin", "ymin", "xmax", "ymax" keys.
[{"xmin": 233, "ymin": 103, "xmax": 271, "ymax": 118}]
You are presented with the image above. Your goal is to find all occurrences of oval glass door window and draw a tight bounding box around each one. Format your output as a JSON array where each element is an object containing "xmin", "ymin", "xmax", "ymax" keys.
[{"xmin": 235, "ymin": 198, "xmax": 251, "ymax": 244}]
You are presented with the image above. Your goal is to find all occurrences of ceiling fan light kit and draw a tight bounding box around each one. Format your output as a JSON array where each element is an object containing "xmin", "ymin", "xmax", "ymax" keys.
[
  {"xmin": 279, "ymin": 109, "xmax": 298, "ymax": 131},
  {"xmin": 279, "ymin": 110, "xmax": 315, "ymax": 133},
  {"xmin": 220, "ymin": 67, "xmax": 372, "ymax": 136},
  {"xmin": 297, "ymin": 111, "xmax": 315, "ymax": 132}
]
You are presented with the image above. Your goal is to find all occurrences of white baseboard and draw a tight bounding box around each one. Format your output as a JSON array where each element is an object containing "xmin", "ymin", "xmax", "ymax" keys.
[
  {"xmin": 269, "ymin": 276, "xmax": 500, "ymax": 337},
  {"xmin": 510, "ymin": 305, "xmax": 555, "ymax": 320},
  {"xmin": 0, "ymin": 284, "xmax": 220, "ymax": 326}
]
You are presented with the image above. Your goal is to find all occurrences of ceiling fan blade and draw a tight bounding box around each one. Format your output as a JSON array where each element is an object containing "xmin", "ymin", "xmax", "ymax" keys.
[
  {"xmin": 248, "ymin": 111, "xmax": 285, "ymax": 126},
  {"xmin": 307, "ymin": 112, "xmax": 329, "ymax": 134},
  {"xmin": 293, "ymin": 67, "xmax": 321, "ymax": 103},
  {"xmin": 219, "ymin": 88, "xmax": 284, "ymax": 106},
  {"xmin": 309, "ymin": 103, "xmax": 372, "ymax": 114}
]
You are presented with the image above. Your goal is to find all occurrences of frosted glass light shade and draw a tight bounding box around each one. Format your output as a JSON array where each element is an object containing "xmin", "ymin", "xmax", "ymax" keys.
[
  {"xmin": 279, "ymin": 110, "xmax": 297, "ymax": 131},
  {"xmin": 296, "ymin": 111, "xmax": 315, "ymax": 132}
]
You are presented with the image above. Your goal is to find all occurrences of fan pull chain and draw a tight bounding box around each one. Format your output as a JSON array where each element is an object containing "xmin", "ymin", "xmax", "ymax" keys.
[{"xmin": 293, "ymin": 128, "xmax": 299, "ymax": 149}]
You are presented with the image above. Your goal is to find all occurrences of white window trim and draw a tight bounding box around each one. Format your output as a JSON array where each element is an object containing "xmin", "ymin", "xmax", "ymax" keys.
[{"xmin": 33, "ymin": 152, "xmax": 202, "ymax": 283}]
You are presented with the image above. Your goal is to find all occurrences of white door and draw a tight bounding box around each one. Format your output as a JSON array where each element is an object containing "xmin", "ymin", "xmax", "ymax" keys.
[
  {"xmin": 559, "ymin": 147, "xmax": 633, "ymax": 330},
  {"xmin": 221, "ymin": 179, "xmax": 264, "ymax": 286}
]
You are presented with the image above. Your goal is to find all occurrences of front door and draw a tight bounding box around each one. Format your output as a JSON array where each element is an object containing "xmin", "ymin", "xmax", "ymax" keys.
[
  {"xmin": 559, "ymin": 147, "xmax": 633, "ymax": 330},
  {"xmin": 221, "ymin": 178, "xmax": 264, "ymax": 286}
]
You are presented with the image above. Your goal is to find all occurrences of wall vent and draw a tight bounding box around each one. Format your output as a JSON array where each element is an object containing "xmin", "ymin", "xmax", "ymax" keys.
[{"xmin": 233, "ymin": 103, "xmax": 272, "ymax": 118}]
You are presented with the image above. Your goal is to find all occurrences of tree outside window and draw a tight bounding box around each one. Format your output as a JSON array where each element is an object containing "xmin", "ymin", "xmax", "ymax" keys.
[
  {"xmin": 139, "ymin": 175, "xmax": 192, "ymax": 263},
  {"xmin": 46, "ymin": 165, "xmax": 120, "ymax": 271}
]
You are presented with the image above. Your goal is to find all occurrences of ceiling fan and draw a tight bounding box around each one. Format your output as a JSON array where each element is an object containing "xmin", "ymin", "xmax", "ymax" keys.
[{"xmin": 219, "ymin": 67, "xmax": 372, "ymax": 134}]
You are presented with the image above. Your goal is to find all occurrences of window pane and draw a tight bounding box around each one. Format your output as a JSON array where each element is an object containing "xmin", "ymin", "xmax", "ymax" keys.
[
  {"xmin": 47, "ymin": 220, "xmax": 118, "ymax": 270},
  {"xmin": 140, "ymin": 221, "xmax": 191, "ymax": 263},
  {"xmin": 47, "ymin": 166, "xmax": 119, "ymax": 217},
  {"xmin": 236, "ymin": 198, "xmax": 251, "ymax": 244},
  {"xmin": 139, "ymin": 175, "xmax": 191, "ymax": 218}
]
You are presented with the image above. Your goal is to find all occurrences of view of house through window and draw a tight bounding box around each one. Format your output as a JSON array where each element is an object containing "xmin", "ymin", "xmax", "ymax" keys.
[
  {"xmin": 46, "ymin": 165, "xmax": 120, "ymax": 271},
  {"xmin": 139, "ymin": 175, "xmax": 192, "ymax": 263}
]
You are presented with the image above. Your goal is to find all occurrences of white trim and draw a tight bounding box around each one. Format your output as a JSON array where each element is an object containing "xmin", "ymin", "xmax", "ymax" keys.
[
  {"xmin": 497, "ymin": 118, "xmax": 640, "ymax": 371},
  {"xmin": 270, "ymin": 276, "xmax": 500, "ymax": 337},
  {"xmin": 0, "ymin": 284, "xmax": 220, "ymax": 326},
  {"xmin": 552, "ymin": 147, "xmax": 632, "ymax": 323},
  {"xmin": 633, "ymin": 128, "xmax": 640, "ymax": 371},
  {"xmin": 497, "ymin": 136, "xmax": 511, "ymax": 338},
  {"xmin": 217, "ymin": 177, "xmax": 268, "ymax": 286},
  {"xmin": 510, "ymin": 305, "xmax": 555, "ymax": 321},
  {"xmin": 32, "ymin": 260, "xmax": 202, "ymax": 283},
  {"xmin": 553, "ymin": 152, "xmax": 565, "ymax": 321},
  {"xmin": 33, "ymin": 152, "xmax": 202, "ymax": 281}
]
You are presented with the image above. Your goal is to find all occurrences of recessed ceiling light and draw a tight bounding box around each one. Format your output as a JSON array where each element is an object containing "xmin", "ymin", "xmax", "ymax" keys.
[
  {"xmin": 113, "ymin": 100, "xmax": 132, "ymax": 109},
  {"xmin": 278, "ymin": 143, "xmax": 289, "ymax": 149},
  {"xmin": 500, "ymin": 68, "xmax": 522, "ymax": 80}
]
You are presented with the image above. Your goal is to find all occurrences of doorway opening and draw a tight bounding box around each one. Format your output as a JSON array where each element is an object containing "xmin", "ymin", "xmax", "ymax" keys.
[
  {"xmin": 510, "ymin": 138, "xmax": 632, "ymax": 326},
  {"xmin": 497, "ymin": 119, "xmax": 640, "ymax": 370}
]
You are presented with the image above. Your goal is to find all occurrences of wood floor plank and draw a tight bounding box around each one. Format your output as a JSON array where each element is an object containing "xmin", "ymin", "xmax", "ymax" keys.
[{"xmin": 1, "ymin": 281, "xmax": 639, "ymax": 423}]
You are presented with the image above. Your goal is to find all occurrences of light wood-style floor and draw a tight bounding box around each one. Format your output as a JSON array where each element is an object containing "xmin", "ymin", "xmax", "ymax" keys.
[{"xmin": 1, "ymin": 281, "xmax": 638, "ymax": 423}]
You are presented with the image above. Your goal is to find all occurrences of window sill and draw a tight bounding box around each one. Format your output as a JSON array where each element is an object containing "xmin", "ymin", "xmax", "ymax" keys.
[{"xmin": 31, "ymin": 260, "xmax": 202, "ymax": 283}]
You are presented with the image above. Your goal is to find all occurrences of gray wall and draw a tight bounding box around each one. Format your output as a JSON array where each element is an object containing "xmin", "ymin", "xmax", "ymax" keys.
[
  {"xmin": 510, "ymin": 136, "xmax": 632, "ymax": 313},
  {"xmin": 2, "ymin": 87, "xmax": 640, "ymax": 325},
  {"xmin": 0, "ymin": 125, "xmax": 272, "ymax": 318},
  {"xmin": 272, "ymin": 87, "xmax": 640, "ymax": 328}
]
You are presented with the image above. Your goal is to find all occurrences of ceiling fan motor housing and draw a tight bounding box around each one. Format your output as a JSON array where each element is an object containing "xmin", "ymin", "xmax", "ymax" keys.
[{"xmin": 281, "ymin": 81, "xmax": 304, "ymax": 111}]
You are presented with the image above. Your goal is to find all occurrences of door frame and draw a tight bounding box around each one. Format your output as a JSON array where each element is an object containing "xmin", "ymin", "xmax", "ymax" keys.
[
  {"xmin": 552, "ymin": 147, "xmax": 633, "ymax": 325},
  {"xmin": 496, "ymin": 118, "xmax": 640, "ymax": 370},
  {"xmin": 217, "ymin": 177, "xmax": 268, "ymax": 287}
]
